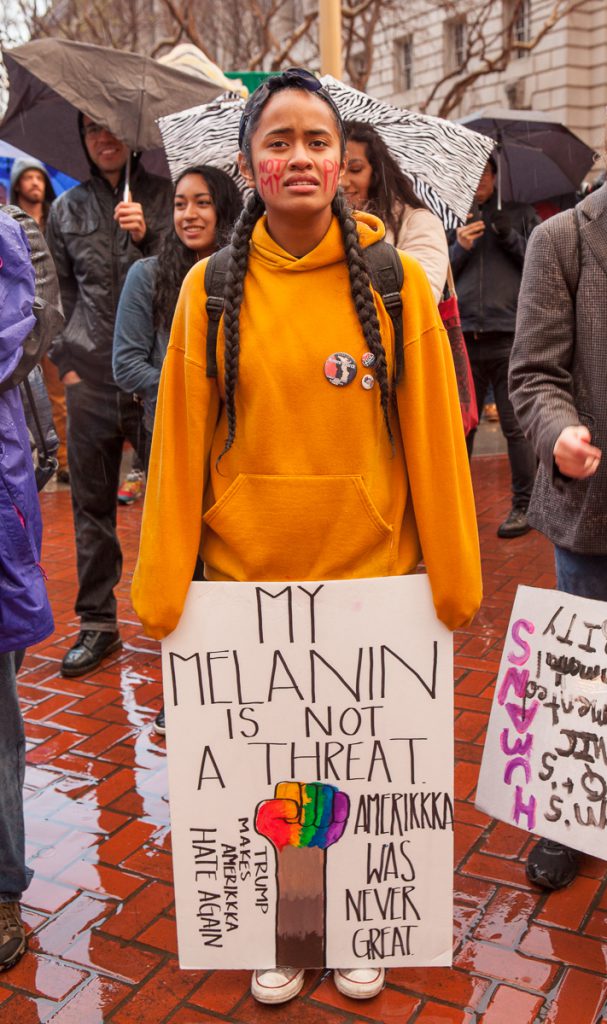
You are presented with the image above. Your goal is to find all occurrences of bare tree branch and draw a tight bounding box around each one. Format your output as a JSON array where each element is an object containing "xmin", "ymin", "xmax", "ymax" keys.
[
  {"xmin": 269, "ymin": 12, "xmax": 319, "ymax": 72},
  {"xmin": 1, "ymin": 0, "xmax": 393, "ymax": 108},
  {"xmin": 419, "ymin": 0, "xmax": 596, "ymax": 119}
]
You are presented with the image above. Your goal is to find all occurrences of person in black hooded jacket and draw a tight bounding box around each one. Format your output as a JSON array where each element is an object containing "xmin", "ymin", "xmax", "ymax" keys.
[
  {"xmin": 448, "ymin": 156, "xmax": 540, "ymax": 540},
  {"xmin": 46, "ymin": 113, "xmax": 172, "ymax": 678}
]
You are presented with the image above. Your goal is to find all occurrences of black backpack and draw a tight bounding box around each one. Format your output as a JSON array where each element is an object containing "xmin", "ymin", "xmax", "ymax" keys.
[{"xmin": 204, "ymin": 239, "xmax": 405, "ymax": 384}]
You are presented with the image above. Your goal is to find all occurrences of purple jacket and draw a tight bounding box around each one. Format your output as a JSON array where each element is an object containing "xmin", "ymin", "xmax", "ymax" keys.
[{"xmin": 0, "ymin": 211, "xmax": 54, "ymax": 654}]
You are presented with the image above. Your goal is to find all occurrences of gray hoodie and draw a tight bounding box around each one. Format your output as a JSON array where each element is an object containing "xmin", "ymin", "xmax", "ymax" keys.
[{"xmin": 9, "ymin": 157, "xmax": 56, "ymax": 207}]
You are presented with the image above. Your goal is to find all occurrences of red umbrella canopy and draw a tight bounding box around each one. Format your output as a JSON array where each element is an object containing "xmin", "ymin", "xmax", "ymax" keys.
[{"xmin": 0, "ymin": 38, "xmax": 222, "ymax": 179}]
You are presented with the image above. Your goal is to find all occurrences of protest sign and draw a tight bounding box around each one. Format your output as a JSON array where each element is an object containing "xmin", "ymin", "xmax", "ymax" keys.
[
  {"xmin": 161, "ymin": 575, "xmax": 454, "ymax": 970},
  {"xmin": 476, "ymin": 585, "xmax": 607, "ymax": 858}
]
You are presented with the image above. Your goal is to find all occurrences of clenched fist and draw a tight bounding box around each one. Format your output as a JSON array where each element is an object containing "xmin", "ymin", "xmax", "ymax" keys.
[
  {"xmin": 256, "ymin": 781, "xmax": 350, "ymax": 852},
  {"xmin": 114, "ymin": 194, "xmax": 147, "ymax": 244},
  {"xmin": 554, "ymin": 425, "xmax": 601, "ymax": 479}
]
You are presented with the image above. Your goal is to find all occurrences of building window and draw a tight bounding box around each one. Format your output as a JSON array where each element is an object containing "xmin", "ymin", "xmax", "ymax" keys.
[
  {"xmin": 395, "ymin": 35, "xmax": 414, "ymax": 92},
  {"xmin": 506, "ymin": 0, "xmax": 532, "ymax": 58},
  {"xmin": 445, "ymin": 17, "xmax": 468, "ymax": 72},
  {"xmin": 350, "ymin": 51, "xmax": 367, "ymax": 82}
]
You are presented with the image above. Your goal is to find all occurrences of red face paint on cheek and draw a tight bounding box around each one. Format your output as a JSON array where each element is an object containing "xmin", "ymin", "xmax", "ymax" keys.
[
  {"xmin": 258, "ymin": 158, "xmax": 288, "ymax": 198},
  {"xmin": 322, "ymin": 159, "xmax": 340, "ymax": 194}
]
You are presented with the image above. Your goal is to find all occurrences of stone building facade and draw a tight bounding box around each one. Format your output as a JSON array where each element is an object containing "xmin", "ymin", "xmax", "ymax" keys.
[{"xmin": 359, "ymin": 0, "xmax": 606, "ymax": 154}]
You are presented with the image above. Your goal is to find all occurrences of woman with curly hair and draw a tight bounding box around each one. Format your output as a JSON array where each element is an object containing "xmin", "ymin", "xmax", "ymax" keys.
[
  {"xmin": 113, "ymin": 164, "xmax": 242, "ymax": 454},
  {"xmin": 113, "ymin": 164, "xmax": 241, "ymax": 731},
  {"xmin": 342, "ymin": 120, "xmax": 449, "ymax": 301},
  {"xmin": 132, "ymin": 69, "xmax": 481, "ymax": 1004}
]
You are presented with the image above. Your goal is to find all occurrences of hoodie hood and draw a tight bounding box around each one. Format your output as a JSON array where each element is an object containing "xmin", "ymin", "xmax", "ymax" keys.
[
  {"xmin": 77, "ymin": 110, "xmax": 138, "ymax": 185},
  {"xmin": 9, "ymin": 157, "xmax": 55, "ymax": 205},
  {"xmin": 250, "ymin": 210, "xmax": 386, "ymax": 272}
]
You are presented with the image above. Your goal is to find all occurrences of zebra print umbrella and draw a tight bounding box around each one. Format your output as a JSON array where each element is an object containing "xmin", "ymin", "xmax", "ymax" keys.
[
  {"xmin": 322, "ymin": 77, "xmax": 494, "ymax": 225},
  {"xmin": 157, "ymin": 77, "xmax": 494, "ymax": 226},
  {"xmin": 158, "ymin": 94, "xmax": 244, "ymax": 187}
]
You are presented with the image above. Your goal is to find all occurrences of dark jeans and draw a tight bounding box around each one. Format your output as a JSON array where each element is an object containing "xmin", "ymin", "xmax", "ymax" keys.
[
  {"xmin": 465, "ymin": 333, "xmax": 536, "ymax": 507},
  {"xmin": 144, "ymin": 427, "xmax": 153, "ymax": 476},
  {"xmin": 555, "ymin": 547, "xmax": 607, "ymax": 601},
  {"xmin": 0, "ymin": 650, "xmax": 32, "ymax": 902},
  {"xmin": 66, "ymin": 380, "xmax": 146, "ymax": 630}
]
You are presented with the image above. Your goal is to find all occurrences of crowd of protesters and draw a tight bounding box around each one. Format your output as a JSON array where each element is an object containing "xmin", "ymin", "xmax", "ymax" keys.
[{"xmin": 0, "ymin": 66, "xmax": 604, "ymax": 1006}]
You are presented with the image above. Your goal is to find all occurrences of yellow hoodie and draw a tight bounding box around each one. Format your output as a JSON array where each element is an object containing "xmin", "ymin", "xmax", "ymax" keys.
[{"xmin": 132, "ymin": 212, "xmax": 481, "ymax": 636}]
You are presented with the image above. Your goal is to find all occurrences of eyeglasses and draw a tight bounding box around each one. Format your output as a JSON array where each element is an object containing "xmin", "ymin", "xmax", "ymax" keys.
[{"xmin": 82, "ymin": 122, "xmax": 108, "ymax": 138}]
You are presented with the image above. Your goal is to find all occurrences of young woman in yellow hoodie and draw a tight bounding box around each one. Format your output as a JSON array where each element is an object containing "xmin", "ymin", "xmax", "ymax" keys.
[{"xmin": 132, "ymin": 69, "xmax": 482, "ymax": 1005}]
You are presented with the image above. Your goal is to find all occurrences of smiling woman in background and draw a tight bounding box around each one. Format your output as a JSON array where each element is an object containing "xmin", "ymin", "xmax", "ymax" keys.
[
  {"xmin": 113, "ymin": 164, "xmax": 242, "ymax": 461},
  {"xmin": 113, "ymin": 163, "xmax": 242, "ymax": 735},
  {"xmin": 342, "ymin": 120, "xmax": 448, "ymax": 301}
]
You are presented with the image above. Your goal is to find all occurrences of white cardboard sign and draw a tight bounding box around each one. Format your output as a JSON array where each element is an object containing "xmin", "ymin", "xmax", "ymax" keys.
[
  {"xmin": 477, "ymin": 585, "xmax": 607, "ymax": 857},
  {"xmin": 161, "ymin": 575, "xmax": 454, "ymax": 970}
]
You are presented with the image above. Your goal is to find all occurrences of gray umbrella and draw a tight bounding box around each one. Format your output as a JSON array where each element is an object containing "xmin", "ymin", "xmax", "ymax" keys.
[
  {"xmin": 458, "ymin": 108, "xmax": 596, "ymax": 207},
  {"xmin": 0, "ymin": 38, "xmax": 222, "ymax": 180}
]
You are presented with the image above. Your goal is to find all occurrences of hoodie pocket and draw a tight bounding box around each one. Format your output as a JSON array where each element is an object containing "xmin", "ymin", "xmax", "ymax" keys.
[{"xmin": 202, "ymin": 473, "xmax": 393, "ymax": 581}]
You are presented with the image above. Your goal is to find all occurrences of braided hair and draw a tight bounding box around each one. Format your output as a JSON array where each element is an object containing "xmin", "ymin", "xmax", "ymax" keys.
[
  {"xmin": 217, "ymin": 187, "xmax": 394, "ymax": 463},
  {"xmin": 217, "ymin": 71, "xmax": 395, "ymax": 463},
  {"xmin": 216, "ymin": 190, "xmax": 266, "ymax": 465}
]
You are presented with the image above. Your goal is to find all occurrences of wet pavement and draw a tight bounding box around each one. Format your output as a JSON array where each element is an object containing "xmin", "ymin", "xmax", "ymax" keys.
[{"xmin": 2, "ymin": 449, "xmax": 606, "ymax": 1023}]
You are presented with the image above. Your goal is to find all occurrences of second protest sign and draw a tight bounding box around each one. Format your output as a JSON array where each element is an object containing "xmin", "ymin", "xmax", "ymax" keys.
[{"xmin": 477, "ymin": 584, "xmax": 607, "ymax": 858}]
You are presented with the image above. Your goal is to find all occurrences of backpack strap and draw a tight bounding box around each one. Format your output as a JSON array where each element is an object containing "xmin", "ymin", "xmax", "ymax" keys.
[
  {"xmin": 364, "ymin": 239, "xmax": 405, "ymax": 384},
  {"xmin": 204, "ymin": 245, "xmax": 232, "ymax": 378},
  {"xmin": 21, "ymin": 376, "xmax": 50, "ymax": 459}
]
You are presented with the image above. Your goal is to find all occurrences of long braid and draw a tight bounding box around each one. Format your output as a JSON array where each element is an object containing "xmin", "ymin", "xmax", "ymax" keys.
[
  {"xmin": 217, "ymin": 191, "xmax": 266, "ymax": 466},
  {"xmin": 332, "ymin": 193, "xmax": 394, "ymax": 447}
]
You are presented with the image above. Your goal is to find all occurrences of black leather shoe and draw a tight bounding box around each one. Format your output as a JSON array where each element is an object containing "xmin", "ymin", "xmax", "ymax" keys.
[
  {"xmin": 526, "ymin": 837, "xmax": 579, "ymax": 890},
  {"xmin": 497, "ymin": 505, "xmax": 531, "ymax": 539},
  {"xmin": 61, "ymin": 629, "xmax": 121, "ymax": 678}
]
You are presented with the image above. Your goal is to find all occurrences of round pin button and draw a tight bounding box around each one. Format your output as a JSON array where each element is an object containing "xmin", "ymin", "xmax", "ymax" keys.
[
  {"xmin": 324, "ymin": 352, "xmax": 358, "ymax": 386},
  {"xmin": 361, "ymin": 374, "xmax": 375, "ymax": 390},
  {"xmin": 361, "ymin": 351, "xmax": 376, "ymax": 368}
]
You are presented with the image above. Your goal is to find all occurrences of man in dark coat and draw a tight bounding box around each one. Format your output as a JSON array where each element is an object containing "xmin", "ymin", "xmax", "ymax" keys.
[
  {"xmin": 510, "ymin": 183, "xmax": 607, "ymax": 891},
  {"xmin": 449, "ymin": 157, "xmax": 540, "ymax": 538},
  {"xmin": 46, "ymin": 114, "xmax": 172, "ymax": 677}
]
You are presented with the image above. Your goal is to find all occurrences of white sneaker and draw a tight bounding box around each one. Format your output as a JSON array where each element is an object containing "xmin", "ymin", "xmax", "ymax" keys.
[
  {"xmin": 251, "ymin": 966, "xmax": 305, "ymax": 1004},
  {"xmin": 334, "ymin": 967, "xmax": 385, "ymax": 999}
]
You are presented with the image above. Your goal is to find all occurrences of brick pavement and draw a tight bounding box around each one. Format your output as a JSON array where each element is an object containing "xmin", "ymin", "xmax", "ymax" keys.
[{"xmin": 1, "ymin": 453, "xmax": 606, "ymax": 1023}]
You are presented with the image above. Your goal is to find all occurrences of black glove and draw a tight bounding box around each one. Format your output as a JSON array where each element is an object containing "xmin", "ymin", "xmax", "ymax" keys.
[{"xmin": 491, "ymin": 211, "xmax": 511, "ymax": 237}]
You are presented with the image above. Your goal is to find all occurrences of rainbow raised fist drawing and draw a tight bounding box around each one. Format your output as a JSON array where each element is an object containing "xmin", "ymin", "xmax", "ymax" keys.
[
  {"xmin": 256, "ymin": 781, "xmax": 350, "ymax": 851},
  {"xmin": 255, "ymin": 782, "xmax": 350, "ymax": 967}
]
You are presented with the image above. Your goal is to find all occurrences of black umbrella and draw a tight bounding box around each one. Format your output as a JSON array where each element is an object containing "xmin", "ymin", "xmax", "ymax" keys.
[
  {"xmin": 457, "ymin": 108, "xmax": 596, "ymax": 207},
  {"xmin": 0, "ymin": 38, "xmax": 222, "ymax": 181}
]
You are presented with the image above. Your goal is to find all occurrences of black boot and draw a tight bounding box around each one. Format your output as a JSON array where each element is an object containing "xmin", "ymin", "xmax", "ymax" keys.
[
  {"xmin": 497, "ymin": 505, "xmax": 531, "ymax": 538},
  {"xmin": 61, "ymin": 629, "xmax": 121, "ymax": 678},
  {"xmin": 526, "ymin": 837, "xmax": 579, "ymax": 890}
]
